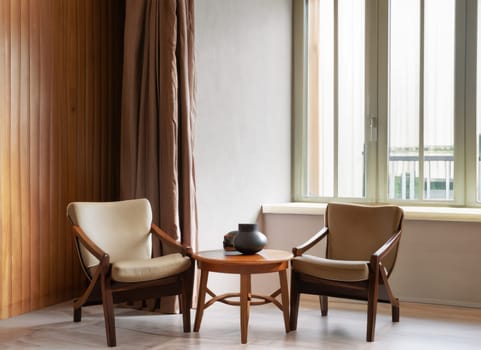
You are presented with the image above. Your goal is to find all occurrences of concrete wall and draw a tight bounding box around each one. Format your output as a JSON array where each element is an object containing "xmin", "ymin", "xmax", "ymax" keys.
[{"xmin": 195, "ymin": 0, "xmax": 292, "ymax": 292}]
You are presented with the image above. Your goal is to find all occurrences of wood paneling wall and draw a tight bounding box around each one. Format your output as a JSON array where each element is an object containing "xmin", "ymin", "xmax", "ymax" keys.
[{"xmin": 0, "ymin": 0, "xmax": 124, "ymax": 319}]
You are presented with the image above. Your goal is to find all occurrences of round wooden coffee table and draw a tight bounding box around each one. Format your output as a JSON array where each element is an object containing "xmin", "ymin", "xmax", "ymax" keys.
[{"xmin": 192, "ymin": 249, "xmax": 292, "ymax": 344}]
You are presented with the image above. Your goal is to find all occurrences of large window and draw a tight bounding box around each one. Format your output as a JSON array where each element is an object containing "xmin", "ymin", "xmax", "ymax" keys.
[
  {"xmin": 306, "ymin": 0, "xmax": 366, "ymax": 198},
  {"xmin": 295, "ymin": 0, "xmax": 481, "ymax": 206}
]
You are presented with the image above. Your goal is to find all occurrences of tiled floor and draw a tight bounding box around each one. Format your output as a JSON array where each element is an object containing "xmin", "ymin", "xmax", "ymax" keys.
[{"xmin": 1, "ymin": 297, "xmax": 481, "ymax": 349}]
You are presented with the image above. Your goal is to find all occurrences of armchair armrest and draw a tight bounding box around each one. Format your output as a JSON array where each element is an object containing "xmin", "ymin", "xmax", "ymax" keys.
[
  {"xmin": 71, "ymin": 225, "xmax": 110, "ymax": 270},
  {"xmin": 292, "ymin": 227, "xmax": 329, "ymax": 257},
  {"xmin": 151, "ymin": 224, "xmax": 192, "ymax": 256},
  {"xmin": 370, "ymin": 229, "xmax": 402, "ymax": 265},
  {"xmin": 72, "ymin": 225, "xmax": 108, "ymax": 261}
]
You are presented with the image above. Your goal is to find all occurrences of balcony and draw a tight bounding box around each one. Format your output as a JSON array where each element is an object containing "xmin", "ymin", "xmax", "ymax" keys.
[{"xmin": 389, "ymin": 153, "xmax": 454, "ymax": 201}]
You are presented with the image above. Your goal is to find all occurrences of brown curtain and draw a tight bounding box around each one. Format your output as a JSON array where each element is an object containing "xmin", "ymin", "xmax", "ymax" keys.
[{"xmin": 120, "ymin": 0, "xmax": 197, "ymax": 312}]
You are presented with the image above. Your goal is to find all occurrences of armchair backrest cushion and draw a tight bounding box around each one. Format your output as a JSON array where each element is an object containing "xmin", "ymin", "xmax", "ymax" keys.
[
  {"xmin": 67, "ymin": 199, "xmax": 152, "ymax": 268},
  {"xmin": 325, "ymin": 203, "xmax": 403, "ymax": 273}
]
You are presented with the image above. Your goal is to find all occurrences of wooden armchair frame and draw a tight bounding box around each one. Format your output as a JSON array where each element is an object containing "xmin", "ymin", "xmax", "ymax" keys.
[
  {"xmin": 70, "ymin": 222, "xmax": 194, "ymax": 347},
  {"xmin": 290, "ymin": 207, "xmax": 403, "ymax": 342}
]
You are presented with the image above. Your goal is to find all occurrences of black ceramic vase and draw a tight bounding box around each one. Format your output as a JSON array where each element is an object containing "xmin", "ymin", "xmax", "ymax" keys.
[{"xmin": 233, "ymin": 223, "xmax": 267, "ymax": 255}]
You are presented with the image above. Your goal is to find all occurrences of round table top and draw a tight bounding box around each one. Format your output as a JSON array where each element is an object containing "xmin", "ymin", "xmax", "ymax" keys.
[{"xmin": 193, "ymin": 249, "xmax": 292, "ymax": 266}]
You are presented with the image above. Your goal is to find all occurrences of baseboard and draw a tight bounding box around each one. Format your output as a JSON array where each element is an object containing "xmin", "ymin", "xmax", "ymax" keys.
[
  {"xmin": 398, "ymin": 297, "xmax": 481, "ymax": 309},
  {"xmin": 299, "ymin": 294, "xmax": 481, "ymax": 309}
]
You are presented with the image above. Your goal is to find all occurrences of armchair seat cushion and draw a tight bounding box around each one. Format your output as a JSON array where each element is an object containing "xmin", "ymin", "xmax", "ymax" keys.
[
  {"xmin": 292, "ymin": 255, "xmax": 369, "ymax": 282},
  {"xmin": 111, "ymin": 253, "xmax": 191, "ymax": 283}
]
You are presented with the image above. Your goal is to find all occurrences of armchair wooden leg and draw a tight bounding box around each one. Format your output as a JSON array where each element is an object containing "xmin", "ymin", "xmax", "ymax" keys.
[
  {"xmin": 101, "ymin": 278, "xmax": 116, "ymax": 347},
  {"xmin": 181, "ymin": 274, "xmax": 192, "ymax": 332},
  {"xmin": 72, "ymin": 276, "xmax": 99, "ymax": 323},
  {"xmin": 367, "ymin": 295, "xmax": 378, "ymax": 341},
  {"xmin": 181, "ymin": 295, "xmax": 191, "ymax": 332},
  {"xmin": 289, "ymin": 272, "xmax": 300, "ymax": 331},
  {"xmin": 392, "ymin": 299, "xmax": 400, "ymax": 322},
  {"xmin": 73, "ymin": 304, "xmax": 82, "ymax": 322},
  {"xmin": 320, "ymin": 295, "xmax": 328, "ymax": 316},
  {"xmin": 367, "ymin": 269, "xmax": 380, "ymax": 342},
  {"xmin": 187, "ymin": 262, "xmax": 195, "ymax": 309},
  {"xmin": 379, "ymin": 266, "xmax": 400, "ymax": 324}
]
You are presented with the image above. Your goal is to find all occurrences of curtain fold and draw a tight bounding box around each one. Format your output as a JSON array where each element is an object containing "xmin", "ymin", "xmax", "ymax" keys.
[{"xmin": 120, "ymin": 0, "xmax": 197, "ymax": 313}]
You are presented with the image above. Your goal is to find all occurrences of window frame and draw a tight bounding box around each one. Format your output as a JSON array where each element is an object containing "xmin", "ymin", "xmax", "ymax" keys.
[{"xmin": 293, "ymin": 0, "xmax": 480, "ymax": 207}]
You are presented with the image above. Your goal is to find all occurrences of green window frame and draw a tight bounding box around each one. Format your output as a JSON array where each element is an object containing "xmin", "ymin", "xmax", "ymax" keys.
[{"xmin": 293, "ymin": 0, "xmax": 481, "ymax": 207}]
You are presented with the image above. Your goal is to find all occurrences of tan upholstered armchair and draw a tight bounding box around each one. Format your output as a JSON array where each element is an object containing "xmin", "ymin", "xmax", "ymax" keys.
[
  {"xmin": 290, "ymin": 203, "xmax": 404, "ymax": 342},
  {"xmin": 67, "ymin": 199, "xmax": 194, "ymax": 347}
]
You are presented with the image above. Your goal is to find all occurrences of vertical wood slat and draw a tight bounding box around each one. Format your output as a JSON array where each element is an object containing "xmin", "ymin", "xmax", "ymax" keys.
[
  {"xmin": 20, "ymin": 0, "xmax": 31, "ymax": 314},
  {"xmin": 50, "ymin": 0, "xmax": 60, "ymax": 306},
  {"xmin": 10, "ymin": 0, "xmax": 21, "ymax": 316},
  {"xmin": 38, "ymin": 0, "xmax": 52, "ymax": 308},
  {"xmin": 65, "ymin": 0, "xmax": 77, "ymax": 299},
  {"xmin": 0, "ymin": 0, "xmax": 12, "ymax": 320},
  {"xmin": 0, "ymin": 0, "xmax": 124, "ymax": 319},
  {"xmin": 28, "ymin": 0, "xmax": 40, "ymax": 311}
]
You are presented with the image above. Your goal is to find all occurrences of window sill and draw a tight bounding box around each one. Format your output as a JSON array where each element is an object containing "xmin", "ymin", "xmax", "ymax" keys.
[{"xmin": 262, "ymin": 202, "xmax": 481, "ymax": 222}]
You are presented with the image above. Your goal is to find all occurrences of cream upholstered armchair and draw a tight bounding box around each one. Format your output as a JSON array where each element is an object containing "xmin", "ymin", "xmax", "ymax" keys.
[
  {"xmin": 290, "ymin": 203, "xmax": 404, "ymax": 342},
  {"xmin": 67, "ymin": 199, "xmax": 194, "ymax": 347}
]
